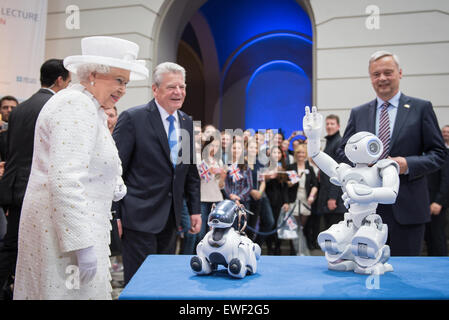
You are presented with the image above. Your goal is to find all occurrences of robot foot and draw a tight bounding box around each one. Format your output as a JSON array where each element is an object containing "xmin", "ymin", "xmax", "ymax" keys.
[
  {"xmin": 228, "ymin": 258, "xmax": 247, "ymax": 278},
  {"xmin": 190, "ymin": 256, "xmax": 213, "ymax": 275},
  {"xmin": 354, "ymin": 262, "xmax": 393, "ymax": 275},
  {"xmin": 328, "ymin": 259, "xmax": 355, "ymax": 272}
]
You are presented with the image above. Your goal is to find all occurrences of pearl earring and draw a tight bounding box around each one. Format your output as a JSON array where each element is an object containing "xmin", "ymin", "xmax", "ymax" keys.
[{"xmin": 90, "ymin": 81, "xmax": 95, "ymax": 86}]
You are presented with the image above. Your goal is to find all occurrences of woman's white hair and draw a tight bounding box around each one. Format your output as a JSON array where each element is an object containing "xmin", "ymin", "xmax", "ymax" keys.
[
  {"xmin": 369, "ymin": 50, "xmax": 400, "ymax": 69},
  {"xmin": 75, "ymin": 63, "xmax": 111, "ymax": 82},
  {"xmin": 152, "ymin": 62, "xmax": 186, "ymax": 87}
]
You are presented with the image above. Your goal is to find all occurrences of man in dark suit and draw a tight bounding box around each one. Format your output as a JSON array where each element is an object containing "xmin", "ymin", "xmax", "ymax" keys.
[
  {"xmin": 0, "ymin": 59, "xmax": 70, "ymax": 299},
  {"xmin": 113, "ymin": 62, "xmax": 201, "ymax": 284},
  {"xmin": 317, "ymin": 115, "xmax": 346, "ymax": 231},
  {"xmin": 424, "ymin": 129, "xmax": 449, "ymax": 256},
  {"xmin": 336, "ymin": 51, "xmax": 447, "ymax": 256}
]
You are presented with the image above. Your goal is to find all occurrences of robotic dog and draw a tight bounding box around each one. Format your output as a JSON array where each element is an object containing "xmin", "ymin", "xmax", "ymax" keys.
[
  {"xmin": 190, "ymin": 200, "xmax": 261, "ymax": 279},
  {"xmin": 303, "ymin": 106, "xmax": 400, "ymax": 275}
]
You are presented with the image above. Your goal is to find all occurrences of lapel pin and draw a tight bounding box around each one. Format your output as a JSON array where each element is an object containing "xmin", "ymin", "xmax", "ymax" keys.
[{"xmin": 404, "ymin": 104, "xmax": 410, "ymax": 109}]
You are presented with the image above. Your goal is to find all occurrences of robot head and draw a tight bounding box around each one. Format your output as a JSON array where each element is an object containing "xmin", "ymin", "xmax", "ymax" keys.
[
  {"xmin": 207, "ymin": 200, "xmax": 239, "ymax": 228},
  {"xmin": 344, "ymin": 131, "xmax": 383, "ymax": 164}
]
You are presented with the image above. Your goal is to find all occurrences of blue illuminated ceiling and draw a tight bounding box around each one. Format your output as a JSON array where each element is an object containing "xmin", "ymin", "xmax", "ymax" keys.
[
  {"xmin": 183, "ymin": 0, "xmax": 313, "ymax": 133},
  {"xmin": 199, "ymin": 0, "xmax": 312, "ymax": 69}
]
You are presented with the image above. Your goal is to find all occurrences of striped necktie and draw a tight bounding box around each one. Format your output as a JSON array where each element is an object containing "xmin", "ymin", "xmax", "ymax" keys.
[
  {"xmin": 378, "ymin": 102, "xmax": 390, "ymax": 159},
  {"xmin": 167, "ymin": 115, "xmax": 178, "ymax": 167}
]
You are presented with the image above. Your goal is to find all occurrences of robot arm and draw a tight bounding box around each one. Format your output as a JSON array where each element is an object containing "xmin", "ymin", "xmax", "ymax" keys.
[
  {"xmin": 345, "ymin": 165, "xmax": 399, "ymax": 205},
  {"xmin": 303, "ymin": 106, "xmax": 341, "ymax": 182}
]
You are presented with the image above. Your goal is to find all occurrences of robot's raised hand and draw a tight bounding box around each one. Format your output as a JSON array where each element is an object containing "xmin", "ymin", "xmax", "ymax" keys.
[{"xmin": 303, "ymin": 106, "xmax": 323, "ymax": 141}]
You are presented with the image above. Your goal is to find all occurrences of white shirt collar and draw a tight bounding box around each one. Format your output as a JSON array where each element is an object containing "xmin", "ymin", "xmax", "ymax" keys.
[
  {"xmin": 376, "ymin": 91, "xmax": 401, "ymax": 109},
  {"xmin": 155, "ymin": 99, "xmax": 179, "ymax": 123},
  {"xmin": 41, "ymin": 87, "xmax": 56, "ymax": 95}
]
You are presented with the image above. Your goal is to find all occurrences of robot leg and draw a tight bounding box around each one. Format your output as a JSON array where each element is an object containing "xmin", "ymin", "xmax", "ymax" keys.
[
  {"xmin": 190, "ymin": 240, "xmax": 213, "ymax": 275},
  {"xmin": 351, "ymin": 214, "xmax": 393, "ymax": 275},
  {"xmin": 227, "ymin": 240, "xmax": 257, "ymax": 279},
  {"xmin": 317, "ymin": 214, "xmax": 356, "ymax": 271},
  {"xmin": 190, "ymin": 255, "xmax": 213, "ymax": 275}
]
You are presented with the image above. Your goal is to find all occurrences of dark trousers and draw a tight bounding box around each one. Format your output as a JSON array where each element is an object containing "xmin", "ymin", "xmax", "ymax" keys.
[
  {"xmin": 323, "ymin": 212, "xmax": 345, "ymax": 230},
  {"xmin": 0, "ymin": 205, "xmax": 21, "ymax": 298},
  {"xmin": 122, "ymin": 212, "xmax": 177, "ymax": 285},
  {"xmin": 304, "ymin": 214, "xmax": 322, "ymax": 248},
  {"xmin": 424, "ymin": 208, "xmax": 448, "ymax": 256},
  {"xmin": 378, "ymin": 204, "xmax": 425, "ymax": 256}
]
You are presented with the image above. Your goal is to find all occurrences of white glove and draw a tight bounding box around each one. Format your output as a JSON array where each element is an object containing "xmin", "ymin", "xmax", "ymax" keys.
[
  {"xmin": 113, "ymin": 175, "xmax": 127, "ymax": 201},
  {"xmin": 303, "ymin": 106, "xmax": 323, "ymax": 157},
  {"xmin": 75, "ymin": 246, "xmax": 97, "ymax": 285}
]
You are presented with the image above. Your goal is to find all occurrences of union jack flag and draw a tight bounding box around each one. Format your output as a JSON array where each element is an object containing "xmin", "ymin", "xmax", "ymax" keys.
[
  {"xmin": 286, "ymin": 216, "xmax": 297, "ymax": 231},
  {"xmin": 286, "ymin": 170, "xmax": 300, "ymax": 184},
  {"xmin": 228, "ymin": 164, "xmax": 243, "ymax": 183},
  {"xmin": 198, "ymin": 161, "xmax": 212, "ymax": 182}
]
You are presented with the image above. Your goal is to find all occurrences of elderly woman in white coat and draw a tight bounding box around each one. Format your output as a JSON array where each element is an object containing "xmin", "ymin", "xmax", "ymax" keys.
[{"xmin": 13, "ymin": 36, "xmax": 148, "ymax": 300}]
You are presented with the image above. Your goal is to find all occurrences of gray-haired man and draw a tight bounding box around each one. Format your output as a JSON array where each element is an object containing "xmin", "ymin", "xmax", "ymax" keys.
[{"xmin": 112, "ymin": 62, "xmax": 201, "ymax": 284}]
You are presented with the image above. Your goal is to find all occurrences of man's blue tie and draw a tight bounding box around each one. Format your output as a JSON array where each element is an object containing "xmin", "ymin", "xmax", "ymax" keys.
[{"xmin": 167, "ymin": 115, "xmax": 178, "ymax": 167}]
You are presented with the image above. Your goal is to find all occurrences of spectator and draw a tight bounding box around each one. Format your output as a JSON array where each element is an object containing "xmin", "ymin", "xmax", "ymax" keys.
[
  {"xmin": 442, "ymin": 125, "xmax": 449, "ymax": 148},
  {"xmin": 197, "ymin": 135, "xmax": 226, "ymax": 245},
  {"xmin": 221, "ymin": 130, "xmax": 232, "ymax": 165},
  {"xmin": 246, "ymin": 138, "xmax": 275, "ymax": 245},
  {"xmin": 104, "ymin": 105, "xmax": 118, "ymax": 134},
  {"xmin": 112, "ymin": 62, "xmax": 201, "ymax": 285},
  {"xmin": 0, "ymin": 96, "xmax": 18, "ymax": 131},
  {"xmin": 336, "ymin": 50, "xmax": 446, "ymax": 256},
  {"xmin": 424, "ymin": 140, "xmax": 449, "ymax": 256},
  {"xmin": 222, "ymin": 140, "xmax": 253, "ymax": 211},
  {"xmin": 281, "ymin": 139, "xmax": 294, "ymax": 165},
  {"xmin": 106, "ymin": 105, "xmax": 121, "ymax": 273},
  {"xmin": 0, "ymin": 96, "xmax": 19, "ymax": 167},
  {"xmin": 264, "ymin": 145, "xmax": 289, "ymax": 255},
  {"xmin": 0, "ymin": 58, "xmax": 71, "ymax": 300},
  {"xmin": 286, "ymin": 144, "xmax": 318, "ymax": 253},
  {"xmin": 316, "ymin": 115, "xmax": 346, "ymax": 232}
]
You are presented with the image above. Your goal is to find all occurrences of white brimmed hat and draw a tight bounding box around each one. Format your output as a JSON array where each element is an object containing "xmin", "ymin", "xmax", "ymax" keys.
[{"xmin": 63, "ymin": 36, "xmax": 149, "ymax": 80}]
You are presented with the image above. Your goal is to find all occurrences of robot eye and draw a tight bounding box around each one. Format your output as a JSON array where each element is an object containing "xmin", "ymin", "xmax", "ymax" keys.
[{"xmin": 368, "ymin": 140, "xmax": 380, "ymax": 154}]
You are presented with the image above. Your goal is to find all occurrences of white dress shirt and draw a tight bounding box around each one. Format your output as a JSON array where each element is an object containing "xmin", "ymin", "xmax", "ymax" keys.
[{"xmin": 155, "ymin": 99, "xmax": 180, "ymax": 139}]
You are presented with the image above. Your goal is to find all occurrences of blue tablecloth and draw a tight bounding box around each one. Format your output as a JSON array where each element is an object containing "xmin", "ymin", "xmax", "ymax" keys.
[{"xmin": 119, "ymin": 255, "xmax": 449, "ymax": 300}]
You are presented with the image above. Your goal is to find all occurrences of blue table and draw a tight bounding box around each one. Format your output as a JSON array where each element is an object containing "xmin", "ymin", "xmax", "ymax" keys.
[{"xmin": 119, "ymin": 255, "xmax": 449, "ymax": 300}]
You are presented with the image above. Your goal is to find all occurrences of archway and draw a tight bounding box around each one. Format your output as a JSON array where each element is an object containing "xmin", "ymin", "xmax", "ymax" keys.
[{"xmin": 152, "ymin": 0, "xmax": 315, "ymax": 133}]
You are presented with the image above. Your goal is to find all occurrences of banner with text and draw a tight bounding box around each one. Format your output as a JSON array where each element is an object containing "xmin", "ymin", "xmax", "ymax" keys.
[{"xmin": 0, "ymin": 0, "xmax": 48, "ymax": 101}]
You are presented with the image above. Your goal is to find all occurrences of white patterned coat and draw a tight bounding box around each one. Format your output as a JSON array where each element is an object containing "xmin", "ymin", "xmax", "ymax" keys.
[{"xmin": 13, "ymin": 84, "xmax": 125, "ymax": 300}]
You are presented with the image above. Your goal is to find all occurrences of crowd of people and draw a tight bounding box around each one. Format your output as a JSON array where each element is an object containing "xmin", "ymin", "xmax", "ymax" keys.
[{"xmin": 0, "ymin": 36, "xmax": 448, "ymax": 300}]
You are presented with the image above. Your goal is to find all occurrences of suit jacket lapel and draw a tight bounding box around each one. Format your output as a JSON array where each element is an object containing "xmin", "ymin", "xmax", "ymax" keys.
[
  {"xmin": 368, "ymin": 99, "xmax": 377, "ymax": 134},
  {"xmin": 390, "ymin": 93, "xmax": 410, "ymax": 151},
  {"xmin": 147, "ymin": 100, "xmax": 171, "ymax": 162}
]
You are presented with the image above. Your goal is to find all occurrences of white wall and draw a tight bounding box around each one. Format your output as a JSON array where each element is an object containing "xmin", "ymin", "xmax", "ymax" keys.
[
  {"xmin": 45, "ymin": 0, "xmax": 449, "ymax": 129},
  {"xmin": 311, "ymin": 0, "xmax": 449, "ymax": 129},
  {"xmin": 45, "ymin": 0, "xmax": 164, "ymax": 112}
]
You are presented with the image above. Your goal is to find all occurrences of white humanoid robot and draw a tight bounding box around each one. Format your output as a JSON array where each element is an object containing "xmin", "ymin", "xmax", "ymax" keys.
[
  {"xmin": 303, "ymin": 106, "xmax": 400, "ymax": 275},
  {"xmin": 190, "ymin": 200, "xmax": 261, "ymax": 279}
]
